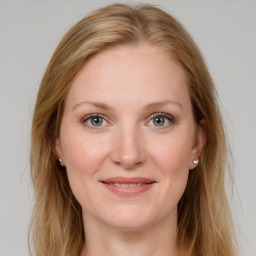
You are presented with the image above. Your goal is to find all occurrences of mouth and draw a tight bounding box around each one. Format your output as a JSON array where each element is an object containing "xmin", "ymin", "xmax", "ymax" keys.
[{"xmin": 100, "ymin": 177, "xmax": 156, "ymax": 196}]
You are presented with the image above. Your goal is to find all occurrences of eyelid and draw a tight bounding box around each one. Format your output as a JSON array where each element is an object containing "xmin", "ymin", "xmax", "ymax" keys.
[
  {"xmin": 81, "ymin": 113, "xmax": 105, "ymax": 122},
  {"xmin": 81, "ymin": 112, "xmax": 175, "ymax": 129},
  {"xmin": 146, "ymin": 112, "xmax": 176, "ymax": 127},
  {"xmin": 81, "ymin": 113, "xmax": 110, "ymax": 128},
  {"xmin": 149, "ymin": 112, "xmax": 175, "ymax": 120}
]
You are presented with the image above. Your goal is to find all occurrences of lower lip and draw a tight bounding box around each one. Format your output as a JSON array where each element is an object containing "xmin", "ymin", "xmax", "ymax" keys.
[{"xmin": 101, "ymin": 182, "xmax": 154, "ymax": 196}]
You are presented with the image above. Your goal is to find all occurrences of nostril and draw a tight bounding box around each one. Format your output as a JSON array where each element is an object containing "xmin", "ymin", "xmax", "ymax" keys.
[
  {"xmin": 122, "ymin": 161, "xmax": 143, "ymax": 169},
  {"xmin": 109, "ymin": 135, "xmax": 147, "ymax": 169}
]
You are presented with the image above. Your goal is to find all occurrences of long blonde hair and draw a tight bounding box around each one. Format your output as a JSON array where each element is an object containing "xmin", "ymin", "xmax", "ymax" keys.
[{"xmin": 29, "ymin": 3, "xmax": 237, "ymax": 256}]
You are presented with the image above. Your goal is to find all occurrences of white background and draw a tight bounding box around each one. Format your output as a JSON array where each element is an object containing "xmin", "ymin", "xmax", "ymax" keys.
[{"xmin": 0, "ymin": 1, "xmax": 255, "ymax": 255}]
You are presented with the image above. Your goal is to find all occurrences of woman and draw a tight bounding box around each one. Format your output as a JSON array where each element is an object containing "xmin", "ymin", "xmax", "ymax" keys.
[{"xmin": 29, "ymin": 3, "xmax": 238, "ymax": 256}]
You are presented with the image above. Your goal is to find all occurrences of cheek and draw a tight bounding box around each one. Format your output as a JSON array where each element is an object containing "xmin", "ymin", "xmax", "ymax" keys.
[
  {"xmin": 60, "ymin": 129, "xmax": 109, "ymax": 191},
  {"xmin": 158, "ymin": 143, "xmax": 190, "ymax": 190},
  {"xmin": 60, "ymin": 132, "xmax": 111, "ymax": 212},
  {"xmin": 148, "ymin": 131, "xmax": 193, "ymax": 201},
  {"xmin": 150, "ymin": 131, "xmax": 193, "ymax": 175},
  {"xmin": 61, "ymin": 130, "xmax": 107, "ymax": 174}
]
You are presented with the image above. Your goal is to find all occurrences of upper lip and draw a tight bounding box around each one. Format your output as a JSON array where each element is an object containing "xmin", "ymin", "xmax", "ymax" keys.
[{"xmin": 100, "ymin": 177, "xmax": 156, "ymax": 184}]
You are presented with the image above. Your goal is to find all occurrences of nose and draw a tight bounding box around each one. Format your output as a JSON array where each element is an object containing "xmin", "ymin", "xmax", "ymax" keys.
[{"xmin": 110, "ymin": 125, "xmax": 146, "ymax": 169}]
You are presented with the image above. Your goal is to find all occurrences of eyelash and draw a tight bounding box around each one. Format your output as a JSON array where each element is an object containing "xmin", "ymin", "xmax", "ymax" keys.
[
  {"xmin": 81, "ymin": 112, "xmax": 176, "ymax": 129},
  {"xmin": 81, "ymin": 113, "xmax": 109, "ymax": 129},
  {"xmin": 148, "ymin": 112, "xmax": 176, "ymax": 128}
]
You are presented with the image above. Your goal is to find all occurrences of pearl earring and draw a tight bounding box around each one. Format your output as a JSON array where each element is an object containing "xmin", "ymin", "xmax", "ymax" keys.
[
  {"xmin": 58, "ymin": 158, "xmax": 64, "ymax": 166},
  {"xmin": 193, "ymin": 157, "xmax": 199, "ymax": 165}
]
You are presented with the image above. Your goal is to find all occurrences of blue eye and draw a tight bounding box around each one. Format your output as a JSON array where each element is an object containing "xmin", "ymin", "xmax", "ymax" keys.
[
  {"xmin": 152, "ymin": 116, "xmax": 166, "ymax": 126},
  {"xmin": 148, "ymin": 113, "xmax": 174, "ymax": 127},
  {"xmin": 83, "ymin": 115, "xmax": 108, "ymax": 127}
]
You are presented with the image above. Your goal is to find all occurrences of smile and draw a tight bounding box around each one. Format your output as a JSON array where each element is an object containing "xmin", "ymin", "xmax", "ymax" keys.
[
  {"xmin": 106, "ymin": 183, "xmax": 147, "ymax": 187},
  {"xmin": 100, "ymin": 177, "xmax": 156, "ymax": 196}
]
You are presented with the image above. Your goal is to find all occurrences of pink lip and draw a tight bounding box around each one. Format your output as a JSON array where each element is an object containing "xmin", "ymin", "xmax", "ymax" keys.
[
  {"xmin": 101, "ymin": 177, "xmax": 155, "ymax": 184},
  {"xmin": 100, "ymin": 177, "xmax": 156, "ymax": 197}
]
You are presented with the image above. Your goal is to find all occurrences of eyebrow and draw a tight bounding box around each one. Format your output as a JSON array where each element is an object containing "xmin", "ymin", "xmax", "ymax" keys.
[
  {"xmin": 72, "ymin": 100, "xmax": 183, "ymax": 111},
  {"xmin": 72, "ymin": 101, "xmax": 114, "ymax": 111},
  {"xmin": 143, "ymin": 100, "xmax": 183, "ymax": 110}
]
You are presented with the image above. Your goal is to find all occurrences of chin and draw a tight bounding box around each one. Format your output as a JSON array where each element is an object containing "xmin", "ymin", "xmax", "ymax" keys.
[
  {"xmin": 101, "ymin": 207, "xmax": 157, "ymax": 231},
  {"xmin": 107, "ymin": 218, "xmax": 151, "ymax": 231}
]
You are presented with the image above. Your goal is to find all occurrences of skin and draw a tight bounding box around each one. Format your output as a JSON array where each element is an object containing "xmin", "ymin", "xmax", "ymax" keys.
[{"xmin": 55, "ymin": 44, "xmax": 205, "ymax": 256}]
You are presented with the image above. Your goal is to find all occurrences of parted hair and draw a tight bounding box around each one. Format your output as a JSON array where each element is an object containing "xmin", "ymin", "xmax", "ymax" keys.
[{"xmin": 29, "ymin": 3, "xmax": 237, "ymax": 256}]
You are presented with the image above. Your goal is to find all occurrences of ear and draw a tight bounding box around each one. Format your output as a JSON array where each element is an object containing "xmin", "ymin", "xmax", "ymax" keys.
[
  {"xmin": 52, "ymin": 138, "xmax": 64, "ymax": 164},
  {"xmin": 189, "ymin": 119, "xmax": 206, "ymax": 170}
]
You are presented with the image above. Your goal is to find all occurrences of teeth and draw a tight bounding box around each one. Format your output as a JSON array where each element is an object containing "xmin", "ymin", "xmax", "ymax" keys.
[{"xmin": 109, "ymin": 183, "xmax": 143, "ymax": 187}]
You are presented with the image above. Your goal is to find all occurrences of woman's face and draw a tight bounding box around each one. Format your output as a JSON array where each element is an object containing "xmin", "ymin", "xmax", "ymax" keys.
[{"xmin": 55, "ymin": 44, "xmax": 205, "ymax": 230}]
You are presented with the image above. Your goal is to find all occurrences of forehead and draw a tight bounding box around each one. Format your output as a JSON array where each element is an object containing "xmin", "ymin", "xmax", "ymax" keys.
[{"xmin": 65, "ymin": 44, "xmax": 190, "ymax": 109}]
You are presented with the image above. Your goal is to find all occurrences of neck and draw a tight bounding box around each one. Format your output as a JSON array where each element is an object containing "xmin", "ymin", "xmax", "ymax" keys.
[{"xmin": 81, "ymin": 212, "xmax": 180, "ymax": 256}]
